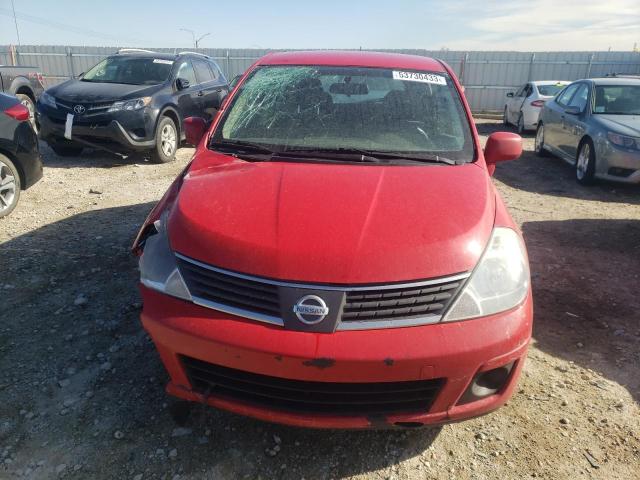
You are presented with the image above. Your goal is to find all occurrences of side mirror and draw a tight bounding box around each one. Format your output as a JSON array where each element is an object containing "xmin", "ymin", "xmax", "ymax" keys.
[
  {"xmin": 184, "ymin": 117, "xmax": 207, "ymax": 146},
  {"xmin": 484, "ymin": 132, "xmax": 522, "ymax": 175},
  {"xmin": 506, "ymin": 92, "xmax": 514, "ymax": 98},
  {"xmin": 565, "ymin": 106, "xmax": 581, "ymax": 115},
  {"xmin": 175, "ymin": 78, "xmax": 190, "ymax": 90}
]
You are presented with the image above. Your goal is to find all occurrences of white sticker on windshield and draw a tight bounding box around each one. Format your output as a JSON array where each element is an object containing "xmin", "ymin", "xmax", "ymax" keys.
[
  {"xmin": 393, "ymin": 71, "xmax": 447, "ymax": 85},
  {"xmin": 153, "ymin": 59, "xmax": 174, "ymax": 65},
  {"xmin": 594, "ymin": 106, "xmax": 605, "ymax": 113}
]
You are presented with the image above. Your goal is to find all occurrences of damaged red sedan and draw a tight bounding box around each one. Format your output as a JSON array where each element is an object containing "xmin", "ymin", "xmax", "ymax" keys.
[{"xmin": 133, "ymin": 51, "xmax": 532, "ymax": 429}]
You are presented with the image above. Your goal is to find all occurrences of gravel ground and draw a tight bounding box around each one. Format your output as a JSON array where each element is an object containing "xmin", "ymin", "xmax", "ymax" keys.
[{"xmin": 1, "ymin": 119, "xmax": 639, "ymax": 480}]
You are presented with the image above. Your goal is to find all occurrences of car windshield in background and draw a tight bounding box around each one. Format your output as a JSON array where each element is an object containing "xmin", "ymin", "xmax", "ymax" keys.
[
  {"xmin": 537, "ymin": 84, "xmax": 566, "ymax": 96},
  {"xmin": 593, "ymin": 85, "xmax": 640, "ymax": 115},
  {"xmin": 82, "ymin": 56, "xmax": 173, "ymax": 85},
  {"xmin": 212, "ymin": 65, "xmax": 474, "ymax": 163}
]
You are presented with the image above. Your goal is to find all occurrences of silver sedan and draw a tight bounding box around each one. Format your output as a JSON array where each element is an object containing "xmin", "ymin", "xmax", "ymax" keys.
[{"xmin": 535, "ymin": 77, "xmax": 640, "ymax": 185}]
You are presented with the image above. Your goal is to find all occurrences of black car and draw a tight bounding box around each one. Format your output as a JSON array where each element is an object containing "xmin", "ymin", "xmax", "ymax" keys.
[
  {"xmin": 0, "ymin": 92, "xmax": 42, "ymax": 218},
  {"xmin": 37, "ymin": 50, "xmax": 229, "ymax": 163}
]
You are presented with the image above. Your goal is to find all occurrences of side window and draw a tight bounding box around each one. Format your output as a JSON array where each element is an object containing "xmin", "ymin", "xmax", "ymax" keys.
[
  {"xmin": 568, "ymin": 84, "xmax": 589, "ymax": 111},
  {"xmin": 525, "ymin": 84, "xmax": 533, "ymax": 97},
  {"xmin": 207, "ymin": 62, "xmax": 220, "ymax": 81},
  {"xmin": 556, "ymin": 84, "xmax": 579, "ymax": 106},
  {"xmin": 175, "ymin": 60, "xmax": 196, "ymax": 86},
  {"xmin": 193, "ymin": 59, "xmax": 215, "ymax": 84}
]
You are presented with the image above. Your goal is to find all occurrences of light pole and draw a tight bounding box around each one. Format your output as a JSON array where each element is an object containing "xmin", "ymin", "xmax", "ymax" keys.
[
  {"xmin": 11, "ymin": 0, "xmax": 21, "ymax": 45},
  {"xmin": 180, "ymin": 29, "xmax": 211, "ymax": 49},
  {"xmin": 195, "ymin": 33, "xmax": 211, "ymax": 48}
]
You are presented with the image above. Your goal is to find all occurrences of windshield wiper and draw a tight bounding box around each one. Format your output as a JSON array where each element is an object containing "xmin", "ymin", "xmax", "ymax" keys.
[
  {"xmin": 209, "ymin": 140, "xmax": 278, "ymax": 156},
  {"xmin": 283, "ymin": 147, "xmax": 461, "ymax": 165}
]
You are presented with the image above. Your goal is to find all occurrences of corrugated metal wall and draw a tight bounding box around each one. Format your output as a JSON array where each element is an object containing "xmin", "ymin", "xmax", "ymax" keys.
[{"xmin": 1, "ymin": 45, "xmax": 639, "ymax": 112}]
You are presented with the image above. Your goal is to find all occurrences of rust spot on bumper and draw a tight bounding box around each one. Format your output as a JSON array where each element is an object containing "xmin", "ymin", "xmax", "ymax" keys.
[{"xmin": 383, "ymin": 358, "xmax": 394, "ymax": 366}]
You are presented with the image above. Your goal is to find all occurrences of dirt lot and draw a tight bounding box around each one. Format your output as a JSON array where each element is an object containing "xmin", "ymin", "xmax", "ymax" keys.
[{"xmin": 1, "ymin": 119, "xmax": 639, "ymax": 480}]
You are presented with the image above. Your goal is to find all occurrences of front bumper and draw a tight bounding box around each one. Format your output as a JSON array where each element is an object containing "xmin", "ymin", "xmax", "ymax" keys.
[
  {"xmin": 140, "ymin": 286, "xmax": 533, "ymax": 429},
  {"xmin": 595, "ymin": 142, "xmax": 640, "ymax": 184},
  {"xmin": 37, "ymin": 105, "xmax": 156, "ymax": 152}
]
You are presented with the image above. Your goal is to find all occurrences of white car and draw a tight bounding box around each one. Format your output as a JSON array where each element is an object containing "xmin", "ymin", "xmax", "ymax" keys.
[{"xmin": 504, "ymin": 81, "xmax": 570, "ymax": 133}]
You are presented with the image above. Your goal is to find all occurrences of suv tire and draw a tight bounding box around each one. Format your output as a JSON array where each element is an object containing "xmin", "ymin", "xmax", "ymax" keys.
[
  {"xmin": 151, "ymin": 116, "xmax": 178, "ymax": 164},
  {"xmin": 0, "ymin": 154, "xmax": 21, "ymax": 218},
  {"xmin": 16, "ymin": 94, "xmax": 37, "ymax": 132}
]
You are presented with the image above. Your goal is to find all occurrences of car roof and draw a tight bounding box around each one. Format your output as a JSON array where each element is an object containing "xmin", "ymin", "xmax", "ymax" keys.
[
  {"xmin": 589, "ymin": 77, "xmax": 640, "ymax": 86},
  {"xmin": 530, "ymin": 80, "xmax": 570, "ymax": 85},
  {"xmin": 257, "ymin": 51, "xmax": 447, "ymax": 72},
  {"xmin": 108, "ymin": 52, "xmax": 211, "ymax": 61}
]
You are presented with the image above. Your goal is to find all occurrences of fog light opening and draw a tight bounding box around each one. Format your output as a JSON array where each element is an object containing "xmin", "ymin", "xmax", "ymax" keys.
[{"xmin": 458, "ymin": 362, "xmax": 515, "ymax": 405}]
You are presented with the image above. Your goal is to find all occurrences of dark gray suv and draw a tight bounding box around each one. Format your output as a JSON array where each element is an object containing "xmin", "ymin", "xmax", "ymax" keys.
[{"xmin": 37, "ymin": 50, "xmax": 229, "ymax": 163}]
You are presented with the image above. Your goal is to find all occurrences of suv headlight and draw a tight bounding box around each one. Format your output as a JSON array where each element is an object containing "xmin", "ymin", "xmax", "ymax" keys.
[
  {"xmin": 108, "ymin": 97, "xmax": 152, "ymax": 113},
  {"xmin": 139, "ymin": 212, "xmax": 191, "ymax": 301},
  {"xmin": 39, "ymin": 91, "xmax": 57, "ymax": 109},
  {"xmin": 443, "ymin": 228, "xmax": 529, "ymax": 322}
]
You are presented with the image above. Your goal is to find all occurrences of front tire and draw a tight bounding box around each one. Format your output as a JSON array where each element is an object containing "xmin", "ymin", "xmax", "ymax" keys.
[
  {"xmin": 16, "ymin": 93, "xmax": 37, "ymax": 132},
  {"xmin": 576, "ymin": 140, "xmax": 596, "ymax": 185},
  {"xmin": 534, "ymin": 123, "xmax": 549, "ymax": 157},
  {"xmin": 151, "ymin": 116, "xmax": 178, "ymax": 164},
  {"xmin": 0, "ymin": 154, "xmax": 21, "ymax": 218}
]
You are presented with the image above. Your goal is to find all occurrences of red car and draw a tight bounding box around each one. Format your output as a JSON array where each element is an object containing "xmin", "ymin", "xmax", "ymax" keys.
[{"xmin": 133, "ymin": 51, "xmax": 532, "ymax": 429}]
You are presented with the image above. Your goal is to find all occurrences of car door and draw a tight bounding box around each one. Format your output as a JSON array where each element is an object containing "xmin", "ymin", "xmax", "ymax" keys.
[
  {"xmin": 559, "ymin": 82, "xmax": 590, "ymax": 159},
  {"xmin": 172, "ymin": 59, "xmax": 200, "ymax": 120},
  {"xmin": 544, "ymin": 83, "xmax": 579, "ymax": 152},
  {"xmin": 192, "ymin": 59, "xmax": 227, "ymax": 123}
]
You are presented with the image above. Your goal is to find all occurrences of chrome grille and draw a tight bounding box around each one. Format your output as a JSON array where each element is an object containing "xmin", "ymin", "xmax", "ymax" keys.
[{"xmin": 175, "ymin": 253, "xmax": 468, "ymax": 330}]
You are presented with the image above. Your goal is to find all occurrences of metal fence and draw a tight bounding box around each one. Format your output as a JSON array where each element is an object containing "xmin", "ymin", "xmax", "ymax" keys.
[{"xmin": 2, "ymin": 45, "xmax": 639, "ymax": 112}]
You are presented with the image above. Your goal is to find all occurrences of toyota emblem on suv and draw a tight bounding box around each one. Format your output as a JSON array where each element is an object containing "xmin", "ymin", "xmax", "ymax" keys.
[
  {"xmin": 73, "ymin": 105, "xmax": 86, "ymax": 114},
  {"xmin": 293, "ymin": 295, "xmax": 329, "ymax": 324}
]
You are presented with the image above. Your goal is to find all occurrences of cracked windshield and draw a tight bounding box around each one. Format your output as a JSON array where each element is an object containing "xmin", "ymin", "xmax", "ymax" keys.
[{"xmin": 215, "ymin": 65, "xmax": 474, "ymax": 162}]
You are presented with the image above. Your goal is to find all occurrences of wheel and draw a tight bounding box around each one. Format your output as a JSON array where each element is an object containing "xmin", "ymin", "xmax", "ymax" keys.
[
  {"xmin": 151, "ymin": 116, "xmax": 178, "ymax": 164},
  {"xmin": 15, "ymin": 93, "xmax": 37, "ymax": 133},
  {"xmin": 517, "ymin": 113, "xmax": 525, "ymax": 134},
  {"xmin": 503, "ymin": 107, "xmax": 509, "ymax": 126},
  {"xmin": 534, "ymin": 123, "xmax": 549, "ymax": 157},
  {"xmin": 0, "ymin": 154, "xmax": 21, "ymax": 218},
  {"xmin": 576, "ymin": 139, "xmax": 596, "ymax": 185},
  {"xmin": 49, "ymin": 142, "xmax": 84, "ymax": 157}
]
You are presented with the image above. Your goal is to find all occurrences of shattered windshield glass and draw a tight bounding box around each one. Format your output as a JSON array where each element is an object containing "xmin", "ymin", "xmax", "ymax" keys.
[{"xmin": 212, "ymin": 65, "xmax": 474, "ymax": 162}]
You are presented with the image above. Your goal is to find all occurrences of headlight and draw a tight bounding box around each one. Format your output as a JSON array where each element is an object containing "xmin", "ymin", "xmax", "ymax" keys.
[
  {"xmin": 39, "ymin": 91, "xmax": 57, "ymax": 109},
  {"xmin": 443, "ymin": 228, "xmax": 529, "ymax": 322},
  {"xmin": 108, "ymin": 97, "xmax": 152, "ymax": 113},
  {"xmin": 607, "ymin": 132, "xmax": 640, "ymax": 150},
  {"xmin": 139, "ymin": 212, "xmax": 191, "ymax": 301}
]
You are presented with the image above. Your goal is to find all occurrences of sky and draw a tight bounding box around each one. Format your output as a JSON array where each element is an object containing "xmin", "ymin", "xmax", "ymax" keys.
[{"xmin": 0, "ymin": 0, "xmax": 638, "ymax": 51}]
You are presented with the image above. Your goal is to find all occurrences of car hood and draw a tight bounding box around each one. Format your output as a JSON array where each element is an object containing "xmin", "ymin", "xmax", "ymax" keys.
[
  {"xmin": 593, "ymin": 114, "xmax": 640, "ymax": 137},
  {"xmin": 168, "ymin": 155, "xmax": 495, "ymax": 284},
  {"xmin": 49, "ymin": 79, "xmax": 160, "ymax": 103}
]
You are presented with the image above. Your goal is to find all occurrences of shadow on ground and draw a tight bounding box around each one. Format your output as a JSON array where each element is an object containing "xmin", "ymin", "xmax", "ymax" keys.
[
  {"xmin": 0, "ymin": 204, "xmax": 441, "ymax": 479},
  {"xmin": 523, "ymin": 218, "xmax": 640, "ymax": 402},
  {"xmin": 38, "ymin": 141, "xmax": 161, "ymax": 169}
]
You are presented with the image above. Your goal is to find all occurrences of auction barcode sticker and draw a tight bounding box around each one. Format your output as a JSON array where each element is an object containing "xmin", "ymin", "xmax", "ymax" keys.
[
  {"xmin": 153, "ymin": 59, "xmax": 174, "ymax": 65},
  {"xmin": 393, "ymin": 71, "xmax": 447, "ymax": 85}
]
